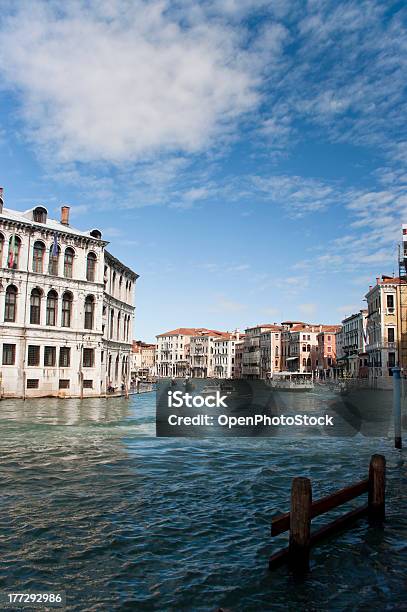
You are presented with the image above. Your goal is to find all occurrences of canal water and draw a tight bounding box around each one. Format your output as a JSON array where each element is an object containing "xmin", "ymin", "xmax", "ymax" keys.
[{"xmin": 0, "ymin": 392, "xmax": 405, "ymax": 611}]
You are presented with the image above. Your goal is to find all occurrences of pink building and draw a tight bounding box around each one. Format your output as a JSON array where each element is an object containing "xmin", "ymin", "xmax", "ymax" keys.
[{"xmin": 317, "ymin": 326, "xmax": 341, "ymax": 377}]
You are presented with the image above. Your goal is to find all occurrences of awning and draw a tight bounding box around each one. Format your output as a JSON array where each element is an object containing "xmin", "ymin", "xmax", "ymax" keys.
[{"xmin": 286, "ymin": 356, "xmax": 299, "ymax": 361}]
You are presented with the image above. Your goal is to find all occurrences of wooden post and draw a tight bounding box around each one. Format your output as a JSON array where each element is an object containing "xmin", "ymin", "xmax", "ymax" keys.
[
  {"xmin": 392, "ymin": 367, "xmax": 402, "ymax": 449},
  {"xmin": 368, "ymin": 454, "xmax": 385, "ymax": 524},
  {"xmin": 289, "ymin": 477, "xmax": 312, "ymax": 574}
]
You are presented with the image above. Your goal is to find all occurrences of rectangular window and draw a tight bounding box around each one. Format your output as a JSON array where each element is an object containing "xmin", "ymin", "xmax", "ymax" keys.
[
  {"xmin": 387, "ymin": 294, "xmax": 394, "ymax": 308},
  {"xmin": 27, "ymin": 379, "xmax": 39, "ymax": 389},
  {"xmin": 44, "ymin": 346, "xmax": 56, "ymax": 367},
  {"xmin": 83, "ymin": 348, "xmax": 94, "ymax": 368},
  {"xmin": 59, "ymin": 379, "xmax": 70, "ymax": 389},
  {"xmin": 83, "ymin": 379, "xmax": 93, "ymax": 389},
  {"xmin": 388, "ymin": 352, "xmax": 396, "ymax": 368},
  {"xmin": 2, "ymin": 343, "xmax": 16, "ymax": 365},
  {"xmin": 27, "ymin": 345, "xmax": 40, "ymax": 366},
  {"xmin": 59, "ymin": 347, "xmax": 71, "ymax": 367}
]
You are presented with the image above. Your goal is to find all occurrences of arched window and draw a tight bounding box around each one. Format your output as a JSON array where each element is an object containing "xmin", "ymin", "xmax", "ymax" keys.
[
  {"xmin": 112, "ymin": 271, "xmax": 116, "ymax": 294},
  {"xmin": 86, "ymin": 252, "xmax": 97, "ymax": 282},
  {"xmin": 302, "ymin": 358, "xmax": 306, "ymax": 367},
  {"xmin": 117, "ymin": 311, "xmax": 121, "ymax": 340},
  {"xmin": 64, "ymin": 247, "xmax": 74, "ymax": 278},
  {"xmin": 32, "ymin": 241, "xmax": 45, "ymax": 273},
  {"xmin": 307, "ymin": 358, "xmax": 311, "ymax": 367},
  {"xmin": 307, "ymin": 344, "xmax": 311, "ymax": 352},
  {"xmin": 33, "ymin": 206, "xmax": 47, "ymax": 223},
  {"xmin": 7, "ymin": 236, "xmax": 21, "ymax": 269},
  {"xmin": 84, "ymin": 295, "xmax": 95, "ymax": 330},
  {"xmin": 30, "ymin": 288, "xmax": 42, "ymax": 324},
  {"xmin": 122, "ymin": 355, "xmax": 126, "ymax": 378},
  {"xmin": 48, "ymin": 243, "xmax": 60, "ymax": 276},
  {"xmin": 110, "ymin": 309, "xmax": 114, "ymax": 339},
  {"xmin": 4, "ymin": 285, "xmax": 17, "ymax": 322},
  {"xmin": 62, "ymin": 291, "xmax": 73, "ymax": 327},
  {"xmin": 115, "ymin": 355, "xmax": 119, "ymax": 380},
  {"xmin": 108, "ymin": 354, "xmax": 112, "ymax": 378},
  {"xmin": 119, "ymin": 275, "xmax": 123, "ymax": 298},
  {"xmin": 0, "ymin": 232, "xmax": 4, "ymax": 267},
  {"xmin": 46, "ymin": 290, "xmax": 58, "ymax": 326}
]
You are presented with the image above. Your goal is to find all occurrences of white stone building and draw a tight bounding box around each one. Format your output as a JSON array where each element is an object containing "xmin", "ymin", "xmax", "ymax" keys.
[
  {"xmin": 156, "ymin": 328, "xmax": 196, "ymax": 377},
  {"xmin": 213, "ymin": 332, "xmax": 241, "ymax": 379},
  {"xmin": 0, "ymin": 196, "xmax": 137, "ymax": 398},
  {"xmin": 243, "ymin": 324, "xmax": 281, "ymax": 379}
]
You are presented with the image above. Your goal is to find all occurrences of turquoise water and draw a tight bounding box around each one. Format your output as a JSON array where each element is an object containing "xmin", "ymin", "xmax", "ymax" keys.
[{"xmin": 0, "ymin": 393, "xmax": 405, "ymax": 611}]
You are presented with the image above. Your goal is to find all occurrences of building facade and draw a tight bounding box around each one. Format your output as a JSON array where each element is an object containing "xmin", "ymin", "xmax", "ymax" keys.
[
  {"xmin": 131, "ymin": 340, "xmax": 156, "ymax": 379},
  {"xmin": 316, "ymin": 326, "xmax": 341, "ymax": 378},
  {"xmin": 335, "ymin": 311, "xmax": 368, "ymax": 378},
  {"xmin": 365, "ymin": 276, "xmax": 400, "ymax": 388},
  {"xmin": 0, "ymin": 197, "xmax": 137, "ymax": 398},
  {"xmin": 213, "ymin": 332, "xmax": 241, "ymax": 379}
]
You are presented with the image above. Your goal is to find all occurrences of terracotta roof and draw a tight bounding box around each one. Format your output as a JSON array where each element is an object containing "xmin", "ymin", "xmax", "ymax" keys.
[{"xmin": 156, "ymin": 327, "xmax": 226, "ymax": 338}]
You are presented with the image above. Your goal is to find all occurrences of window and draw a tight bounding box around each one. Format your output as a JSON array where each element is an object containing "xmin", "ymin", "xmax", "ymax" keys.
[
  {"xmin": 388, "ymin": 328, "xmax": 395, "ymax": 343},
  {"xmin": 32, "ymin": 241, "xmax": 45, "ymax": 273},
  {"xmin": 387, "ymin": 294, "xmax": 394, "ymax": 309},
  {"xmin": 59, "ymin": 347, "xmax": 71, "ymax": 367},
  {"xmin": 48, "ymin": 244, "xmax": 60, "ymax": 276},
  {"xmin": 2, "ymin": 343, "xmax": 15, "ymax": 365},
  {"xmin": 0, "ymin": 232, "xmax": 3, "ymax": 267},
  {"xmin": 62, "ymin": 292, "xmax": 73, "ymax": 327},
  {"xmin": 27, "ymin": 379, "xmax": 39, "ymax": 389},
  {"xmin": 64, "ymin": 247, "xmax": 74, "ymax": 278},
  {"xmin": 27, "ymin": 345, "xmax": 40, "ymax": 366},
  {"xmin": 46, "ymin": 290, "xmax": 58, "ymax": 326},
  {"xmin": 388, "ymin": 352, "xmax": 396, "ymax": 368},
  {"xmin": 83, "ymin": 379, "xmax": 93, "ymax": 389},
  {"xmin": 112, "ymin": 271, "xmax": 116, "ymax": 293},
  {"xmin": 7, "ymin": 236, "xmax": 21, "ymax": 269},
  {"xmin": 84, "ymin": 295, "xmax": 95, "ymax": 330},
  {"xmin": 86, "ymin": 252, "xmax": 97, "ymax": 281},
  {"xmin": 33, "ymin": 206, "xmax": 47, "ymax": 223},
  {"xmin": 4, "ymin": 285, "xmax": 17, "ymax": 322},
  {"xmin": 44, "ymin": 346, "xmax": 56, "ymax": 366},
  {"xmin": 30, "ymin": 288, "xmax": 42, "ymax": 325},
  {"xmin": 110, "ymin": 309, "xmax": 114, "ymax": 339},
  {"xmin": 83, "ymin": 348, "xmax": 94, "ymax": 367},
  {"xmin": 302, "ymin": 358, "xmax": 306, "ymax": 366},
  {"xmin": 117, "ymin": 311, "xmax": 121, "ymax": 339},
  {"xmin": 59, "ymin": 379, "xmax": 70, "ymax": 389}
]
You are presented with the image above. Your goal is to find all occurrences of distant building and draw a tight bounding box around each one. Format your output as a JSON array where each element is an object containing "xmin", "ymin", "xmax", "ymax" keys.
[
  {"xmin": 243, "ymin": 324, "xmax": 282, "ymax": 379},
  {"xmin": 155, "ymin": 328, "xmax": 196, "ymax": 377},
  {"xmin": 316, "ymin": 326, "xmax": 341, "ymax": 377},
  {"xmin": 131, "ymin": 340, "xmax": 156, "ymax": 379},
  {"xmin": 213, "ymin": 331, "xmax": 241, "ymax": 379},
  {"xmin": 0, "ymin": 193, "xmax": 137, "ymax": 398},
  {"xmin": 335, "ymin": 311, "xmax": 368, "ymax": 378}
]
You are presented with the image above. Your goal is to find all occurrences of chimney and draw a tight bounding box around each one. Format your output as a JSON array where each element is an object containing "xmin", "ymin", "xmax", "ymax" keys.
[
  {"xmin": 61, "ymin": 205, "xmax": 70, "ymax": 226},
  {"xmin": 376, "ymin": 276, "xmax": 380, "ymax": 285},
  {"xmin": 0, "ymin": 187, "xmax": 3, "ymax": 213}
]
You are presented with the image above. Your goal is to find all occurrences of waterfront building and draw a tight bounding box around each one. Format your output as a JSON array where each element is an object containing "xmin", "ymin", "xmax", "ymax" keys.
[
  {"xmin": 280, "ymin": 321, "xmax": 306, "ymax": 371},
  {"xmin": 242, "ymin": 324, "xmax": 281, "ymax": 379},
  {"xmin": 190, "ymin": 329, "xmax": 228, "ymax": 378},
  {"xmin": 0, "ymin": 194, "xmax": 137, "ymax": 398},
  {"xmin": 131, "ymin": 340, "xmax": 156, "ymax": 379},
  {"xmin": 233, "ymin": 336, "xmax": 245, "ymax": 379},
  {"xmin": 335, "ymin": 311, "xmax": 368, "ymax": 378},
  {"xmin": 365, "ymin": 275, "xmax": 401, "ymax": 388},
  {"xmin": 156, "ymin": 328, "xmax": 196, "ymax": 377},
  {"xmin": 213, "ymin": 331, "xmax": 241, "ymax": 379},
  {"xmin": 316, "ymin": 326, "xmax": 341, "ymax": 378}
]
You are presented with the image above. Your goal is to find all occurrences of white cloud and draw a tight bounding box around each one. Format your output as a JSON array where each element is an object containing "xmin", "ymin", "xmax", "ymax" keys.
[{"xmin": 0, "ymin": 0, "xmax": 264, "ymax": 163}]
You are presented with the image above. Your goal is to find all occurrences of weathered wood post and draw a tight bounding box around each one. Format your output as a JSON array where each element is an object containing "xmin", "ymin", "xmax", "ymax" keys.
[
  {"xmin": 392, "ymin": 366, "xmax": 402, "ymax": 449},
  {"xmin": 289, "ymin": 477, "xmax": 312, "ymax": 574},
  {"xmin": 368, "ymin": 454, "xmax": 385, "ymax": 524}
]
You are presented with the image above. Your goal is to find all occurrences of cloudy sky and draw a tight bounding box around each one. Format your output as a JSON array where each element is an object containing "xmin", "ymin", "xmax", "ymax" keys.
[{"xmin": 0, "ymin": 0, "xmax": 406, "ymax": 341}]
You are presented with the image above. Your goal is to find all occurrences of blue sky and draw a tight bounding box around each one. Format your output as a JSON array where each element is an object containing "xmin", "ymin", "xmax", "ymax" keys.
[{"xmin": 0, "ymin": 0, "xmax": 406, "ymax": 342}]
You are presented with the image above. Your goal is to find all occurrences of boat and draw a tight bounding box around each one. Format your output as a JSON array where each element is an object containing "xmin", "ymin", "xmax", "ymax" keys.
[{"xmin": 267, "ymin": 371, "xmax": 314, "ymax": 391}]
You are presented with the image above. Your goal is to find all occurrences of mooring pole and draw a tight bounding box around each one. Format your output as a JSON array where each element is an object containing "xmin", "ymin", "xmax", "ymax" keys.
[
  {"xmin": 289, "ymin": 477, "xmax": 312, "ymax": 574},
  {"xmin": 392, "ymin": 366, "xmax": 402, "ymax": 449},
  {"xmin": 368, "ymin": 454, "xmax": 385, "ymax": 525}
]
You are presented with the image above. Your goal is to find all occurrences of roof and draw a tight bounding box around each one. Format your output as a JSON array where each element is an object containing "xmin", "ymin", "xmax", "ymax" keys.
[
  {"xmin": 156, "ymin": 327, "xmax": 225, "ymax": 338},
  {"xmin": 1, "ymin": 206, "xmax": 108, "ymax": 242}
]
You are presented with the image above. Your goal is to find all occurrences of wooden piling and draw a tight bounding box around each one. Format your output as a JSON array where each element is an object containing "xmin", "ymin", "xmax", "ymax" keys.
[
  {"xmin": 368, "ymin": 454, "xmax": 385, "ymax": 524},
  {"xmin": 289, "ymin": 477, "xmax": 312, "ymax": 574}
]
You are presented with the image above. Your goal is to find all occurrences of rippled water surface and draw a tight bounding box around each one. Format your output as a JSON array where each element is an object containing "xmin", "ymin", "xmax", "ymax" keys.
[{"xmin": 0, "ymin": 393, "xmax": 405, "ymax": 611}]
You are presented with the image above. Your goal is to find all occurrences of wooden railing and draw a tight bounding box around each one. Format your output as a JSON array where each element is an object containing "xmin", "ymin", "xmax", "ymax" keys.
[{"xmin": 269, "ymin": 454, "xmax": 386, "ymax": 574}]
